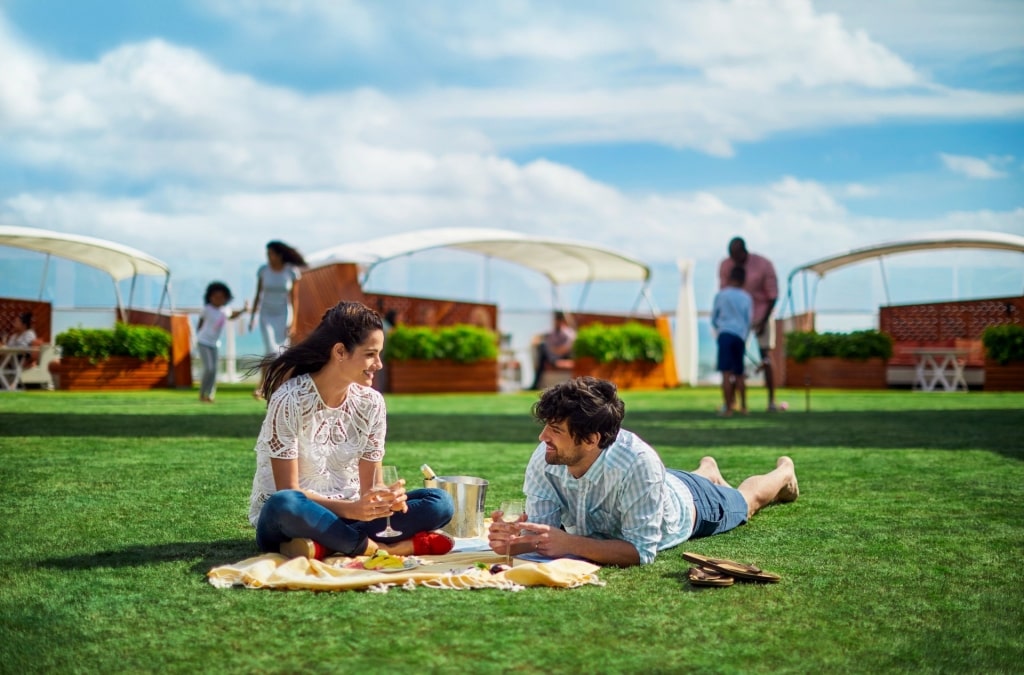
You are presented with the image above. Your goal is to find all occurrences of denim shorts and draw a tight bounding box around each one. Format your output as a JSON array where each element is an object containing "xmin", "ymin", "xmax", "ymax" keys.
[{"xmin": 669, "ymin": 469, "xmax": 749, "ymax": 539}]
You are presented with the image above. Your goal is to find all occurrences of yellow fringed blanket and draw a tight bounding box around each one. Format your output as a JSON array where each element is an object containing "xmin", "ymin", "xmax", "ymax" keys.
[{"xmin": 207, "ymin": 551, "xmax": 604, "ymax": 592}]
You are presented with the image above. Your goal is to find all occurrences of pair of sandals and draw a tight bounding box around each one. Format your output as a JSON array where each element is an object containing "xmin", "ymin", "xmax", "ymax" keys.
[{"xmin": 683, "ymin": 551, "xmax": 781, "ymax": 587}]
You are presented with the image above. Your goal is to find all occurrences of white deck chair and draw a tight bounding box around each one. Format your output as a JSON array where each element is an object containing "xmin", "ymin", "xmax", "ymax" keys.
[{"xmin": 18, "ymin": 343, "xmax": 56, "ymax": 390}]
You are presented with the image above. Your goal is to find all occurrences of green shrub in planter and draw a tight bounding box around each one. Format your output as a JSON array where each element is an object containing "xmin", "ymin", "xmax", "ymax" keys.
[
  {"xmin": 573, "ymin": 322, "xmax": 666, "ymax": 364},
  {"xmin": 385, "ymin": 326, "xmax": 441, "ymax": 361},
  {"xmin": 786, "ymin": 329, "xmax": 893, "ymax": 363},
  {"xmin": 386, "ymin": 324, "xmax": 498, "ymax": 364},
  {"xmin": 55, "ymin": 323, "xmax": 172, "ymax": 363},
  {"xmin": 982, "ymin": 324, "xmax": 1024, "ymax": 365}
]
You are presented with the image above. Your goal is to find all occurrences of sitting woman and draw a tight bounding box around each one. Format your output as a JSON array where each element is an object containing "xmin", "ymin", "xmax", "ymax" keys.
[
  {"xmin": 248, "ymin": 300, "xmax": 455, "ymax": 560},
  {"xmin": 2, "ymin": 312, "xmax": 39, "ymax": 366}
]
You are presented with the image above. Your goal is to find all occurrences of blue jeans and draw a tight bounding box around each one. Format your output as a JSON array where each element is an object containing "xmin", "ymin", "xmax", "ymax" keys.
[{"xmin": 255, "ymin": 488, "xmax": 455, "ymax": 556}]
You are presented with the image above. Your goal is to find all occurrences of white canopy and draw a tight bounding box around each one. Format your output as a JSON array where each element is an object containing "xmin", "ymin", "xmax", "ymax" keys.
[
  {"xmin": 788, "ymin": 230, "xmax": 1024, "ymax": 280},
  {"xmin": 0, "ymin": 225, "xmax": 173, "ymax": 313},
  {"xmin": 784, "ymin": 229, "xmax": 1024, "ymax": 314},
  {"xmin": 305, "ymin": 227, "xmax": 652, "ymax": 286},
  {"xmin": 0, "ymin": 225, "xmax": 171, "ymax": 280}
]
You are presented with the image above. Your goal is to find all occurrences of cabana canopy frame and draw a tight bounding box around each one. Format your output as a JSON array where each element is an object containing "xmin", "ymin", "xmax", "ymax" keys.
[
  {"xmin": 305, "ymin": 227, "xmax": 656, "ymax": 313},
  {"xmin": 784, "ymin": 230, "xmax": 1024, "ymax": 316},
  {"xmin": 0, "ymin": 225, "xmax": 174, "ymax": 318}
]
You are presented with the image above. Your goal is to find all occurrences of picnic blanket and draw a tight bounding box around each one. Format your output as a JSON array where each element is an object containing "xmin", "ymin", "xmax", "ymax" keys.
[{"xmin": 207, "ymin": 551, "xmax": 604, "ymax": 592}]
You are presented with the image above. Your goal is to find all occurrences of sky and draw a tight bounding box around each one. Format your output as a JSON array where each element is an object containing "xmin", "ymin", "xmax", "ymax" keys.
[{"xmin": 1, "ymin": 0, "xmax": 1023, "ymax": 321}]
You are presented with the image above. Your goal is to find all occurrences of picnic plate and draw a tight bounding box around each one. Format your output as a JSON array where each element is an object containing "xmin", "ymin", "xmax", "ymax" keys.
[{"xmin": 371, "ymin": 559, "xmax": 420, "ymax": 573}]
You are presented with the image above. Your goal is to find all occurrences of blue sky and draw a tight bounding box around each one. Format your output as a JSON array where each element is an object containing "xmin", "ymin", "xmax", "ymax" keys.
[{"xmin": 1, "ymin": 0, "xmax": 1022, "ymax": 318}]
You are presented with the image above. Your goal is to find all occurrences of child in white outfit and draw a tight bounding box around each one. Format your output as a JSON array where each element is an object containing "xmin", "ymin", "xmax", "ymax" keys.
[{"xmin": 197, "ymin": 282, "xmax": 248, "ymax": 402}]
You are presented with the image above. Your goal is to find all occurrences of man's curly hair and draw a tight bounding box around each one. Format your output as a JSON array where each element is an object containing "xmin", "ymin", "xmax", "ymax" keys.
[{"xmin": 531, "ymin": 376, "xmax": 624, "ymax": 449}]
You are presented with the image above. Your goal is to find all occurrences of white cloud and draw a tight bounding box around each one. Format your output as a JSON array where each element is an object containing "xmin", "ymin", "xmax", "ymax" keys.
[
  {"xmin": 939, "ymin": 153, "xmax": 1012, "ymax": 179},
  {"xmin": 653, "ymin": 0, "xmax": 919, "ymax": 91},
  {"xmin": 1, "ymin": 2, "xmax": 1021, "ymax": 314},
  {"xmin": 7, "ymin": 176, "xmax": 1021, "ymax": 312},
  {"xmin": 0, "ymin": 14, "xmax": 43, "ymax": 124},
  {"xmin": 841, "ymin": 183, "xmax": 879, "ymax": 199},
  {"xmin": 817, "ymin": 0, "xmax": 1024, "ymax": 58},
  {"xmin": 199, "ymin": 0, "xmax": 921, "ymax": 92},
  {"xmin": 199, "ymin": 0, "xmax": 379, "ymax": 48},
  {"xmin": 412, "ymin": 83, "xmax": 1024, "ymax": 156},
  {"xmin": 1, "ymin": 6, "xmax": 1021, "ymax": 183}
]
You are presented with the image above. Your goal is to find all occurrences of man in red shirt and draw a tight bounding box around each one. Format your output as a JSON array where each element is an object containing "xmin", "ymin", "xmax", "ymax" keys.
[{"xmin": 718, "ymin": 237, "xmax": 781, "ymax": 412}]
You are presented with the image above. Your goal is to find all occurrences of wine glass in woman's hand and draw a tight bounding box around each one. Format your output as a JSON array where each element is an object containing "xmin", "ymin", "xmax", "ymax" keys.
[
  {"xmin": 498, "ymin": 499, "xmax": 524, "ymax": 566},
  {"xmin": 374, "ymin": 465, "xmax": 402, "ymax": 537}
]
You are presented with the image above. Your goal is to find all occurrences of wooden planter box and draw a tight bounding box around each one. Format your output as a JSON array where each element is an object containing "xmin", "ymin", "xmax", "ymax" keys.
[
  {"xmin": 572, "ymin": 356, "xmax": 669, "ymax": 390},
  {"xmin": 50, "ymin": 356, "xmax": 170, "ymax": 391},
  {"xmin": 983, "ymin": 358, "xmax": 1024, "ymax": 391},
  {"xmin": 387, "ymin": 359, "xmax": 498, "ymax": 394},
  {"xmin": 785, "ymin": 357, "xmax": 887, "ymax": 389}
]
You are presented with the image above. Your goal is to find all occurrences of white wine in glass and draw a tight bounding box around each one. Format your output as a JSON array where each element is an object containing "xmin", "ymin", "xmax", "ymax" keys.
[
  {"xmin": 499, "ymin": 499, "xmax": 524, "ymax": 565},
  {"xmin": 375, "ymin": 465, "xmax": 402, "ymax": 537}
]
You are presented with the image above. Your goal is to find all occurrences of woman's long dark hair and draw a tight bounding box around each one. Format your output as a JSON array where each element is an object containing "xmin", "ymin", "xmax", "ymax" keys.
[
  {"xmin": 256, "ymin": 301, "xmax": 383, "ymax": 401},
  {"xmin": 267, "ymin": 240, "xmax": 307, "ymax": 267}
]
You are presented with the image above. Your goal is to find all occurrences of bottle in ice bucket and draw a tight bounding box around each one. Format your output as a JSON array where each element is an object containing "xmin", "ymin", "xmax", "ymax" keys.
[{"xmin": 421, "ymin": 464, "xmax": 439, "ymax": 490}]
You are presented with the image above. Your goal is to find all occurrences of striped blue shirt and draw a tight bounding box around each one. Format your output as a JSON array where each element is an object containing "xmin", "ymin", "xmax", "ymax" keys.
[{"xmin": 522, "ymin": 429, "xmax": 694, "ymax": 564}]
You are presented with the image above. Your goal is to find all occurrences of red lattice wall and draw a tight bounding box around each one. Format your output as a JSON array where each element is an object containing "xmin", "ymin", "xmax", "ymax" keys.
[
  {"xmin": 0, "ymin": 298, "xmax": 52, "ymax": 342},
  {"xmin": 879, "ymin": 295, "xmax": 1022, "ymax": 343},
  {"xmin": 295, "ymin": 263, "xmax": 499, "ymax": 340},
  {"xmin": 880, "ymin": 295, "xmax": 1023, "ymax": 367}
]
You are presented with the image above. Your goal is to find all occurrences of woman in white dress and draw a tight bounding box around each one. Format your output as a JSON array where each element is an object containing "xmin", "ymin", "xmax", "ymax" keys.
[
  {"xmin": 249, "ymin": 240, "xmax": 306, "ymax": 356},
  {"xmin": 249, "ymin": 300, "xmax": 455, "ymax": 560}
]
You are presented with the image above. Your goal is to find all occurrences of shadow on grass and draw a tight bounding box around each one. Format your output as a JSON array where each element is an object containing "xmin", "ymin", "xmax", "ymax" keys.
[
  {"xmin": 5, "ymin": 409, "xmax": 1022, "ymax": 457},
  {"xmin": 626, "ymin": 408, "xmax": 1024, "ymax": 458},
  {"xmin": 38, "ymin": 538, "xmax": 255, "ymax": 576},
  {"xmin": 1, "ymin": 414, "xmax": 264, "ymax": 438}
]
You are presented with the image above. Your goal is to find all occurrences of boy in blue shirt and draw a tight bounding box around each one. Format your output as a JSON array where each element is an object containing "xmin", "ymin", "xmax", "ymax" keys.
[{"xmin": 712, "ymin": 266, "xmax": 753, "ymax": 416}]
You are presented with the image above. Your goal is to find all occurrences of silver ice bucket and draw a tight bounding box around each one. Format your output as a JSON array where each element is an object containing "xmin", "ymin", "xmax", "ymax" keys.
[{"xmin": 424, "ymin": 475, "xmax": 489, "ymax": 538}]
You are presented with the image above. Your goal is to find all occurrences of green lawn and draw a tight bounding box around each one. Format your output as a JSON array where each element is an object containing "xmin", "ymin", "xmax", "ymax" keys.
[{"xmin": 1, "ymin": 385, "xmax": 1022, "ymax": 674}]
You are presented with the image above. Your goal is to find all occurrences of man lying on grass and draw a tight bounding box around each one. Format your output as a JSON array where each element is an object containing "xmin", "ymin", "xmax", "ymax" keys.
[{"xmin": 488, "ymin": 376, "xmax": 799, "ymax": 567}]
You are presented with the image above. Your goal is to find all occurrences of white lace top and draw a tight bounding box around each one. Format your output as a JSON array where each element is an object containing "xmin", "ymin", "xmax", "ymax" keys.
[{"xmin": 248, "ymin": 374, "xmax": 387, "ymax": 526}]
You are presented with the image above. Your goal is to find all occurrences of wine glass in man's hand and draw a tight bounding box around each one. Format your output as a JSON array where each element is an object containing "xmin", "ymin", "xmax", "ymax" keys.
[{"xmin": 498, "ymin": 499, "xmax": 524, "ymax": 566}]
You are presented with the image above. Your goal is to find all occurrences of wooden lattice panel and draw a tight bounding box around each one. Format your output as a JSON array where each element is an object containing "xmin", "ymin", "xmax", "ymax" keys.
[
  {"xmin": 294, "ymin": 263, "xmax": 499, "ymax": 339},
  {"xmin": 0, "ymin": 298, "xmax": 52, "ymax": 342},
  {"xmin": 364, "ymin": 293, "xmax": 497, "ymax": 330},
  {"xmin": 880, "ymin": 295, "xmax": 1023, "ymax": 343}
]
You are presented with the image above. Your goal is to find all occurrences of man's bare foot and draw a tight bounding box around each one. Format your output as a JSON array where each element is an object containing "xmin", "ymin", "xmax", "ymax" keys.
[
  {"xmin": 775, "ymin": 456, "xmax": 799, "ymax": 502},
  {"xmin": 694, "ymin": 456, "xmax": 732, "ymax": 487}
]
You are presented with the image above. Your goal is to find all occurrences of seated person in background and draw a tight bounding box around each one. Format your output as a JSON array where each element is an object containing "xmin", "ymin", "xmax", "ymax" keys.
[
  {"xmin": 530, "ymin": 311, "xmax": 576, "ymax": 390},
  {"xmin": 1, "ymin": 312, "xmax": 39, "ymax": 366},
  {"xmin": 488, "ymin": 376, "xmax": 799, "ymax": 567}
]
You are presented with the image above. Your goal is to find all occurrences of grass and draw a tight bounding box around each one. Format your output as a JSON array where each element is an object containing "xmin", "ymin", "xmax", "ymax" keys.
[{"xmin": 1, "ymin": 384, "xmax": 1023, "ymax": 674}]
